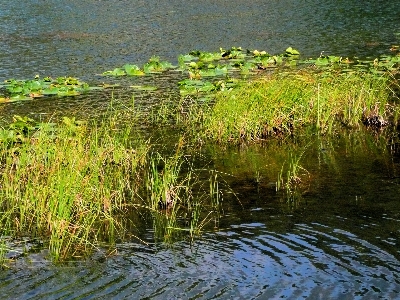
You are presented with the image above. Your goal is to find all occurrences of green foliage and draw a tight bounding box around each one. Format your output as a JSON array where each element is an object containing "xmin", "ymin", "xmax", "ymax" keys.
[
  {"xmin": 0, "ymin": 76, "xmax": 99, "ymax": 102},
  {"xmin": 0, "ymin": 115, "xmax": 56, "ymax": 144},
  {"xmin": 144, "ymin": 141, "xmax": 222, "ymax": 244},
  {"xmin": 197, "ymin": 70, "xmax": 396, "ymax": 143},
  {"xmin": 102, "ymin": 56, "xmax": 175, "ymax": 76},
  {"xmin": 0, "ymin": 115, "xmax": 149, "ymax": 261}
]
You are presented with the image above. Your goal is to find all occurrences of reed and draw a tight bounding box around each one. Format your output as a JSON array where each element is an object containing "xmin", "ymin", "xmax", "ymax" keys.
[
  {"xmin": 201, "ymin": 70, "xmax": 395, "ymax": 143},
  {"xmin": 0, "ymin": 116, "xmax": 149, "ymax": 261},
  {"xmin": 144, "ymin": 143, "xmax": 226, "ymax": 244}
]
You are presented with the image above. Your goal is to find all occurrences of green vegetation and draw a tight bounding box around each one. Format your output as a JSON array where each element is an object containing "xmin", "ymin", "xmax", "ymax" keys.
[
  {"xmin": 0, "ymin": 45, "xmax": 399, "ymax": 263},
  {"xmin": 0, "ymin": 115, "xmax": 149, "ymax": 261},
  {"xmin": 0, "ymin": 115, "xmax": 224, "ymax": 262},
  {"xmin": 199, "ymin": 70, "xmax": 398, "ymax": 142},
  {"xmin": 102, "ymin": 56, "xmax": 175, "ymax": 76},
  {"xmin": 0, "ymin": 76, "xmax": 102, "ymax": 102},
  {"xmin": 145, "ymin": 148, "xmax": 221, "ymax": 244}
]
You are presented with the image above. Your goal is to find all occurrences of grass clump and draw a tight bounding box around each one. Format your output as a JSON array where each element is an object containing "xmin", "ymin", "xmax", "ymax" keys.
[
  {"xmin": 0, "ymin": 116, "xmax": 149, "ymax": 261},
  {"xmin": 201, "ymin": 70, "xmax": 397, "ymax": 143},
  {"xmin": 144, "ymin": 138, "xmax": 225, "ymax": 244}
]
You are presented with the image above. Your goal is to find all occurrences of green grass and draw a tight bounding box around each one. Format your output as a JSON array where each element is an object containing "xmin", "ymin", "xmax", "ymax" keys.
[
  {"xmin": 198, "ymin": 70, "xmax": 398, "ymax": 143},
  {"xmin": 0, "ymin": 115, "xmax": 227, "ymax": 261},
  {"xmin": 144, "ymin": 141, "xmax": 224, "ymax": 244},
  {"xmin": 0, "ymin": 116, "xmax": 149, "ymax": 261}
]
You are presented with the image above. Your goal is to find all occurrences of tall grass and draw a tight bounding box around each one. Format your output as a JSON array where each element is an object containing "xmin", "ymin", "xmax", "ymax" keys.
[
  {"xmin": 0, "ymin": 117, "xmax": 149, "ymax": 261},
  {"xmin": 201, "ymin": 70, "xmax": 396, "ymax": 143},
  {"xmin": 144, "ymin": 143, "xmax": 226, "ymax": 244}
]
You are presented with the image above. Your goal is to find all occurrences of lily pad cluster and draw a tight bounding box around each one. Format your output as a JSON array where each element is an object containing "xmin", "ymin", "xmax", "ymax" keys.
[
  {"xmin": 176, "ymin": 46, "xmax": 300, "ymax": 94},
  {"xmin": 1, "ymin": 45, "xmax": 399, "ymax": 103},
  {"xmin": 178, "ymin": 46, "xmax": 300, "ymax": 78},
  {"xmin": 300, "ymin": 52, "xmax": 400, "ymax": 74},
  {"xmin": 102, "ymin": 56, "xmax": 175, "ymax": 76},
  {"xmin": 101, "ymin": 45, "xmax": 399, "ymax": 97},
  {"xmin": 0, "ymin": 76, "xmax": 101, "ymax": 102}
]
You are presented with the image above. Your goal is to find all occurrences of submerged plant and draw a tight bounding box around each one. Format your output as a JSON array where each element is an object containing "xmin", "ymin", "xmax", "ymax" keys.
[
  {"xmin": 144, "ymin": 140, "xmax": 227, "ymax": 244},
  {"xmin": 277, "ymin": 149, "xmax": 309, "ymax": 209}
]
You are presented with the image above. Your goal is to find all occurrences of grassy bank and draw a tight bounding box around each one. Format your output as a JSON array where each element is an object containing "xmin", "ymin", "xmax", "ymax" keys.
[{"xmin": 199, "ymin": 70, "xmax": 399, "ymax": 143}]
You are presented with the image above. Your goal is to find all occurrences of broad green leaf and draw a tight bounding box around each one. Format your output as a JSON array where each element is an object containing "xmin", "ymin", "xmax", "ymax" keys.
[
  {"xmin": 124, "ymin": 64, "xmax": 145, "ymax": 76},
  {"xmin": 285, "ymin": 47, "xmax": 300, "ymax": 55}
]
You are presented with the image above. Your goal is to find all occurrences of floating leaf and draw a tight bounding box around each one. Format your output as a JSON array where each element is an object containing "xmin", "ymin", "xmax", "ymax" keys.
[
  {"xmin": 198, "ymin": 52, "xmax": 222, "ymax": 62},
  {"xmin": 253, "ymin": 50, "xmax": 269, "ymax": 57},
  {"xmin": 102, "ymin": 68, "xmax": 126, "ymax": 76},
  {"xmin": 178, "ymin": 54, "xmax": 197, "ymax": 63},
  {"xmin": 124, "ymin": 64, "xmax": 145, "ymax": 76},
  {"xmin": 315, "ymin": 57, "xmax": 330, "ymax": 66},
  {"xmin": 10, "ymin": 94, "xmax": 33, "ymax": 101},
  {"xmin": 42, "ymin": 86, "xmax": 60, "ymax": 95},
  {"xmin": 285, "ymin": 47, "xmax": 300, "ymax": 56}
]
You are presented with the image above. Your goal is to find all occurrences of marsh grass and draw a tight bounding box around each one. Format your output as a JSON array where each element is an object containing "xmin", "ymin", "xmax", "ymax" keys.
[
  {"xmin": 277, "ymin": 149, "xmax": 309, "ymax": 195},
  {"xmin": 197, "ymin": 70, "xmax": 397, "ymax": 143},
  {"xmin": 144, "ymin": 143, "xmax": 227, "ymax": 244},
  {"xmin": 145, "ymin": 150, "xmax": 201, "ymax": 243},
  {"xmin": 0, "ymin": 116, "xmax": 149, "ymax": 261}
]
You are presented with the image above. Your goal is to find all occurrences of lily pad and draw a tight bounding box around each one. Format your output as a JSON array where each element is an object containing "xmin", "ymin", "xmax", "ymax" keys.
[
  {"xmin": 102, "ymin": 68, "xmax": 126, "ymax": 76},
  {"xmin": 42, "ymin": 86, "xmax": 60, "ymax": 95},
  {"xmin": 124, "ymin": 64, "xmax": 145, "ymax": 76},
  {"xmin": 178, "ymin": 54, "xmax": 197, "ymax": 63},
  {"xmin": 285, "ymin": 47, "xmax": 300, "ymax": 56},
  {"xmin": 10, "ymin": 95, "xmax": 33, "ymax": 101}
]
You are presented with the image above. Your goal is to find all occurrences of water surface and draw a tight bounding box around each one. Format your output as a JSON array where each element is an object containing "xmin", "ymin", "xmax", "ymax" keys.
[
  {"xmin": 0, "ymin": 0, "xmax": 399, "ymax": 81},
  {"xmin": 1, "ymin": 1, "xmax": 400, "ymax": 299}
]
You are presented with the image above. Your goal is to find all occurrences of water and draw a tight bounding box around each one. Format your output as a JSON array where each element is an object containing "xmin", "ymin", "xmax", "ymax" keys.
[
  {"xmin": 1, "ymin": 0, "xmax": 399, "ymax": 81},
  {"xmin": 1, "ymin": 0, "xmax": 400, "ymax": 299},
  {"xmin": 1, "ymin": 132, "xmax": 400, "ymax": 299}
]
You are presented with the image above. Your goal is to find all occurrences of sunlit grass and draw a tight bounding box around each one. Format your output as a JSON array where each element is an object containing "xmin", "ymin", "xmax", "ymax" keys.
[
  {"xmin": 201, "ymin": 70, "xmax": 396, "ymax": 143},
  {"xmin": 0, "ymin": 117, "xmax": 149, "ymax": 261}
]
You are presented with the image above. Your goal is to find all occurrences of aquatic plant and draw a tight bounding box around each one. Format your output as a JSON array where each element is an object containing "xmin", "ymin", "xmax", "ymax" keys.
[
  {"xmin": 277, "ymin": 150, "xmax": 307, "ymax": 191},
  {"xmin": 143, "ymin": 138, "xmax": 227, "ymax": 244},
  {"xmin": 102, "ymin": 56, "xmax": 175, "ymax": 76},
  {"xmin": 0, "ymin": 76, "xmax": 101, "ymax": 102},
  {"xmin": 0, "ymin": 115, "xmax": 149, "ymax": 261},
  {"xmin": 199, "ymin": 70, "xmax": 396, "ymax": 143}
]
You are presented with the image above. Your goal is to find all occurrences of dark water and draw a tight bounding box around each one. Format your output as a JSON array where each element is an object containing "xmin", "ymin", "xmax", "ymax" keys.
[
  {"xmin": 1, "ymin": 132, "xmax": 400, "ymax": 299},
  {"xmin": 1, "ymin": 1, "xmax": 400, "ymax": 299},
  {"xmin": 1, "ymin": 0, "xmax": 399, "ymax": 81}
]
